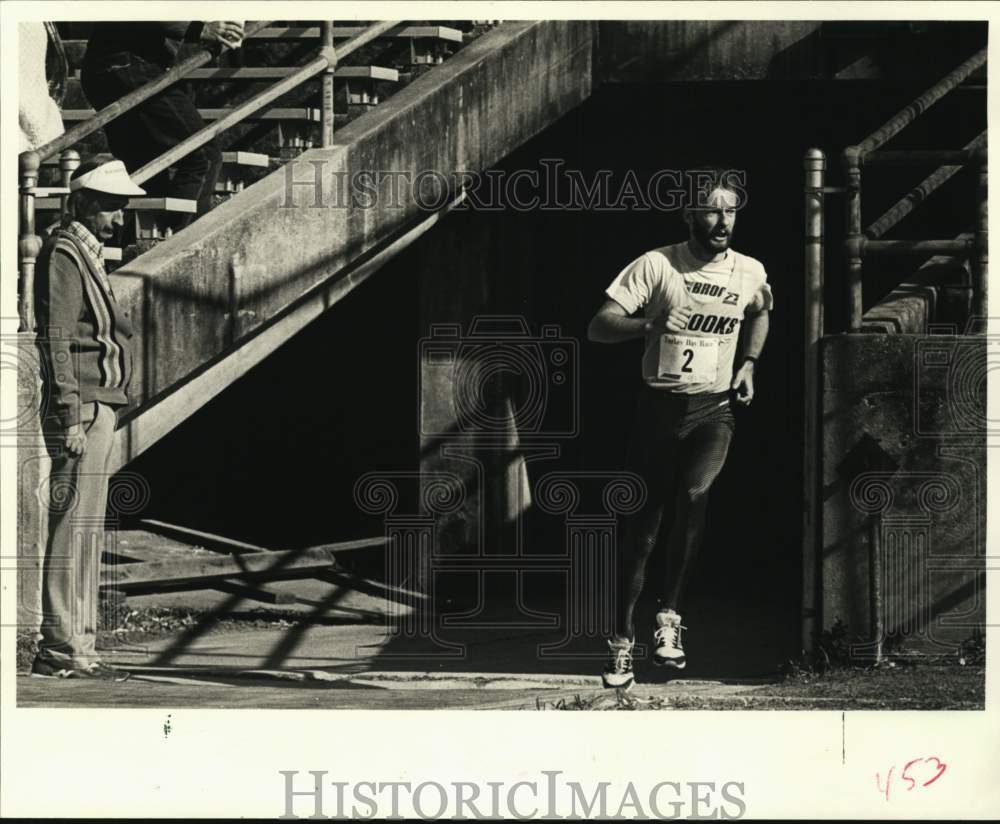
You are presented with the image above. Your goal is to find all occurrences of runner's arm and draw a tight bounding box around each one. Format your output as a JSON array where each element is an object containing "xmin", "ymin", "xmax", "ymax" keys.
[
  {"xmin": 588, "ymin": 299, "xmax": 691, "ymax": 343},
  {"xmin": 740, "ymin": 308, "xmax": 769, "ymax": 363}
]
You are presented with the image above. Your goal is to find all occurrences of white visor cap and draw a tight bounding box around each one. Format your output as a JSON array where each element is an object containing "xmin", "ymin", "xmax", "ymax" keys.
[{"xmin": 70, "ymin": 159, "xmax": 146, "ymax": 196}]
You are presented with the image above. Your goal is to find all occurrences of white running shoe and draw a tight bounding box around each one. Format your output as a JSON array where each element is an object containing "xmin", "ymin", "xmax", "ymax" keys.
[
  {"xmin": 653, "ymin": 610, "xmax": 687, "ymax": 669},
  {"xmin": 602, "ymin": 638, "xmax": 635, "ymax": 689}
]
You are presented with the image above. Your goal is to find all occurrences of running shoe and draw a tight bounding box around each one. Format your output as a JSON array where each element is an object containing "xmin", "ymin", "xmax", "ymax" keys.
[
  {"xmin": 31, "ymin": 658, "xmax": 130, "ymax": 682},
  {"xmin": 652, "ymin": 610, "xmax": 687, "ymax": 669},
  {"xmin": 602, "ymin": 638, "xmax": 635, "ymax": 689}
]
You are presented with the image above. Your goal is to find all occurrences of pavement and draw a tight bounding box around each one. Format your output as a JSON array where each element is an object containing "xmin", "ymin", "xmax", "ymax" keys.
[{"xmin": 17, "ymin": 591, "xmax": 795, "ymax": 709}]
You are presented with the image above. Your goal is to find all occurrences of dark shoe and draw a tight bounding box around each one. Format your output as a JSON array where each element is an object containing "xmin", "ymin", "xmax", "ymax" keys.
[{"xmin": 32, "ymin": 658, "xmax": 130, "ymax": 682}]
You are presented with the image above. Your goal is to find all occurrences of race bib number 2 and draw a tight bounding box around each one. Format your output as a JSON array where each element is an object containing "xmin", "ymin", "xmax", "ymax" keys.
[{"xmin": 658, "ymin": 334, "xmax": 719, "ymax": 383}]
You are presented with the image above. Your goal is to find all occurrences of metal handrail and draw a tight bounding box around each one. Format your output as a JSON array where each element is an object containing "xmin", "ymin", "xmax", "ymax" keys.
[
  {"xmin": 856, "ymin": 48, "xmax": 986, "ymax": 156},
  {"xmin": 865, "ymin": 132, "xmax": 987, "ymax": 239},
  {"xmin": 133, "ymin": 21, "xmax": 400, "ymax": 185},
  {"xmin": 840, "ymin": 48, "xmax": 988, "ymax": 332},
  {"xmin": 801, "ymin": 48, "xmax": 987, "ymax": 655},
  {"xmin": 29, "ymin": 20, "xmax": 275, "ymax": 164},
  {"xmin": 17, "ymin": 20, "xmax": 402, "ymax": 332}
]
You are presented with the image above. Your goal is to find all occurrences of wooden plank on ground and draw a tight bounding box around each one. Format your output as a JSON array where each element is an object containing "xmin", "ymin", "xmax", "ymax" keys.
[
  {"xmin": 320, "ymin": 570, "xmax": 428, "ymax": 604},
  {"xmin": 101, "ymin": 546, "xmax": 340, "ymax": 590},
  {"xmin": 104, "ymin": 542, "xmax": 298, "ymax": 604},
  {"xmin": 137, "ymin": 519, "xmax": 269, "ymax": 554}
]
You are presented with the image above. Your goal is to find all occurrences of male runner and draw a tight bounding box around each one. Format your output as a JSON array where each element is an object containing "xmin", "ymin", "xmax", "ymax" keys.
[{"xmin": 587, "ymin": 167, "xmax": 772, "ymax": 689}]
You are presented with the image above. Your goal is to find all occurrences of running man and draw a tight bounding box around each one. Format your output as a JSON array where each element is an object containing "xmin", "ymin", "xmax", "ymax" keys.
[{"xmin": 587, "ymin": 167, "xmax": 773, "ymax": 689}]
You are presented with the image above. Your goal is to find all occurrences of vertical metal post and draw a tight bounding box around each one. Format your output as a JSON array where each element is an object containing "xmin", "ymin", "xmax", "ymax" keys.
[
  {"xmin": 844, "ymin": 146, "xmax": 864, "ymax": 332},
  {"xmin": 59, "ymin": 149, "xmax": 81, "ymax": 218},
  {"xmin": 802, "ymin": 149, "xmax": 826, "ymax": 655},
  {"xmin": 320, "ymin": 22, "xmax": 336, "ymax": 148},
  {"xmin": 972, "ymin": 145, "xmax": 988, "ymax": 324},
  {"xmin": 18, "ymin": 151, "xmax": 42, "ymax": 332}
]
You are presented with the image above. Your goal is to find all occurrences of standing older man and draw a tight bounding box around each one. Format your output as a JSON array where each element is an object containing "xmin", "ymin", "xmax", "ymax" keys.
[{"xmin": 31, "ymin": 155, "xmax": 145, "ymax": 680}]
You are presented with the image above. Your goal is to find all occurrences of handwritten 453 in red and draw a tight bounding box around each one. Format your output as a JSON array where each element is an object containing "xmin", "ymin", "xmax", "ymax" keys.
[{"xmin": 875, "ymin": 757, "xmax": 947, "ymax": 801}]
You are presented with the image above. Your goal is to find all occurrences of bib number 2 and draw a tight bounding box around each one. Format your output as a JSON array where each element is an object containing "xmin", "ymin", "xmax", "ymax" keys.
[{"xmin": 658, "ymin": 334, "xmax": 719, "ymax": 383}]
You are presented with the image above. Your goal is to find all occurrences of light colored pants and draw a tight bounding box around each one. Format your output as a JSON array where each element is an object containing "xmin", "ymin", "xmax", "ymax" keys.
[{"xmin": 36, "ymin": 402, "xmax": 116, "ymax": 668}]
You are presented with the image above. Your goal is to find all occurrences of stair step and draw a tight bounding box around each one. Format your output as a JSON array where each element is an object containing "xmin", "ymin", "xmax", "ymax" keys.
[
  {"xmin": 35, "ymin": 196, "xmax": 197, "ymax": 213},
  {"xmin": 221, "ymin": 150, "xmax": 270, "ymax": 168},
  {"xmin": 184, "ymin": 65, "xmax": 399, "ymax": 81},
  {"xmin": 62, "ymin": 107, "xmax": 322, "ymax": 123},
  {"xmin": 61, "ymin": 26, "xmax": 462, "ymax": 67},
  {"xmin": 249, "ymin": 25, "xmax": 463, "ymax": 43}
]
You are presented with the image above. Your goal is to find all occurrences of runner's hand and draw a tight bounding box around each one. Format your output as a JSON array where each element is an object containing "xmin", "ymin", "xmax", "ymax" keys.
[
  {"xmin": 663, "ymin": 305, "xmax": 693, "ymax": 333},
  {"xmin": 731, "ymin": 361, "xmax": 755, "ymax": 406},
  {"xmin": 202, "ymin": 21, "xmax": 245, "ymax": 49},
  {"xmin": 64, "ymin": 423, "xmax": 87, "ymax": 457}
]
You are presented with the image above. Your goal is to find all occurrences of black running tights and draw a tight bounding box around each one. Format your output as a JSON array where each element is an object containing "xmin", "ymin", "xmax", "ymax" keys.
[{"xmin": 614, "ymin": 389, "xmax": 734, "ymax": 640}]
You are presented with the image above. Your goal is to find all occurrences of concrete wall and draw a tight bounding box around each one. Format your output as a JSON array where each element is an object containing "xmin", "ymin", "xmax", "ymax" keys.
[
  {"xmin": 109, "ymin": 21, "xmax": 592, "ymax": 423},
  {"xmin": 821, "ymin": 333, "xmax": 985, "ymax": 656},
  {"xmin": 597, "ymin": 21, "xmax": 824, "ymax": 82}
]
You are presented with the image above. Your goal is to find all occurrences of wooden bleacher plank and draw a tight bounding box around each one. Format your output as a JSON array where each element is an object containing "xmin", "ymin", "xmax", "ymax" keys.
[
  {"xmin": 128, "ymin": 197, "xmax": 198, "ymax": 213},
  {"xmin": 251, "ymin": 25, "xmax": 462, "ymax": 43},
  {"xmin": 221, "ymin": 151, "xmax": 270, "ymax": 168},
  {"xmin": 34, "ymin": 196, "xmax": 197, "ymax": 213},
  {"xmin": 185, "ymin": 65, "xmax": 399, "ymax": 82},
  {"xmin": 62, "ymin": 107, "xmax": 322, "ymax": 123}
]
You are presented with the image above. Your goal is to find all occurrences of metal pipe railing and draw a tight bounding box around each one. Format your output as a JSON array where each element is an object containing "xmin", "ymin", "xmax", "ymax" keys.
[
  {"xmin": 864, "ymin": 239, "xmax": 971, "ymax": 256},
  {"xmin": 17, "ymin": 20, "xmax": 402, "ymax": 331},
  {"xmin": 857, "ymin": 48, "xmax": 986, "ymax": 155},
  {"xmin": 802, "ymin": 148, "xmax": 826, "ymax": 655},
  {"xmin": 843, "ymin": 146, "xmax": 864, "ymax": 332},
  {"xmin": 865, "ymin": 132, "xmax": 986, "ymax": 240},
  {"xmin": 321, "ymin": 21, "xmax": 336, "ymax": 147},
  {"xmin": 972, "ymin": 146, "xmax": 988, "ymax": 318},
  {"xmin": 132, "ymin": 20, "xmax": 399, "ymax": 185},
  {"xmin": 843, "ymin": 48, "xmax": 987, "ymax": 333},
  {"xmin": 30, "ymin": 21, "xmax": 274, "ymax": 164},
  {"xmin": 865, "ymin": 148, "xmax": 983, "ymax": 166}
]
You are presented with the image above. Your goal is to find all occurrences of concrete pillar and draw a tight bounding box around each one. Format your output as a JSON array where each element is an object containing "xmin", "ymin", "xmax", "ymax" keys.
[{"xmin": 14, "ymin": 332, "xmax": 49, "ymax": 634}]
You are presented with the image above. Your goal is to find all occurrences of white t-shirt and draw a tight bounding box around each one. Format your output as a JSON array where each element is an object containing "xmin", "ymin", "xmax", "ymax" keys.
[{"xmin": 605, "ymin": 242, "xmax": 773, "ymax": 394}]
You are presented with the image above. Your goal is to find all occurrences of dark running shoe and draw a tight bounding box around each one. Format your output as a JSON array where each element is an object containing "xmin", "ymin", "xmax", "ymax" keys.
[{"xmin": 31, "ymin": 658, "xmax": 130, "ymax": 682}]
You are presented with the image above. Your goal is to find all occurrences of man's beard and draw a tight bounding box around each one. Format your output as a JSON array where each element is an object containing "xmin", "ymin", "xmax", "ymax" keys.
[{"xmin": 692, "ymin": 220, "xmax": 732, "ymax": 255}]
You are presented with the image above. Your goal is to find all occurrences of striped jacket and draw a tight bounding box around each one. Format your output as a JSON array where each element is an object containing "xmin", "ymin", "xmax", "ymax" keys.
[{"xmin": 35, "ymin": 221, "xmax": 133, "ymax": 428}]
